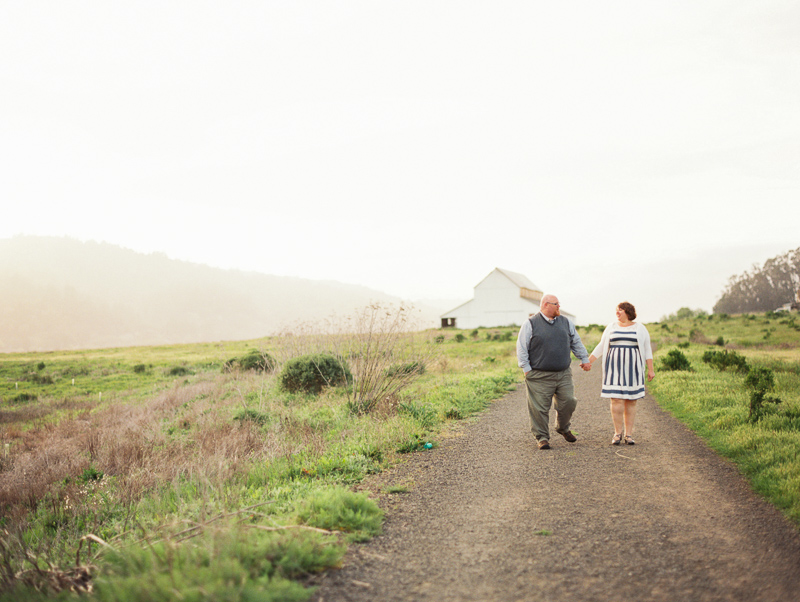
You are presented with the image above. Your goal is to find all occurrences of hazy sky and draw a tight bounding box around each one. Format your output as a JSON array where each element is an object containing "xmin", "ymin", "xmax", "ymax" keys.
[{"xmin": 2, "ymin": 2, "xmax": 798, "ymax": 324}]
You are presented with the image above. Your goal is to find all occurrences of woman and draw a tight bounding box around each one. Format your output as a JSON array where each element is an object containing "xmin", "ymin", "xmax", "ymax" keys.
[{"xmin": 588, "ymin": 302, "xmax": 655, "ymax": 445}]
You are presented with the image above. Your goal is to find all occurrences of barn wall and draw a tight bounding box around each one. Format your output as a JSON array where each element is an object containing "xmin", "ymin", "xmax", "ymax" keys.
[{"xmin": 442, "ymin": 269, "xmax": 576, "ymax": 329}]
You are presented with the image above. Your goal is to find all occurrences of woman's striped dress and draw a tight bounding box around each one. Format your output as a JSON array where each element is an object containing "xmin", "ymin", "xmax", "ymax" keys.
[{"xmin": 600, "ymin": 325, "xmax": 645, "ymax": 400}]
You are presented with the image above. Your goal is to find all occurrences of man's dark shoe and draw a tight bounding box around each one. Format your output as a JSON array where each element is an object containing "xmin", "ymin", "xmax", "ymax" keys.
[
  {"xmin": 560, "ymin": 431, "xmax": 577, "ymax": 443},
  {"xmin": 538, "ymin": 439, "xmax": 551, "ymax": 450}
]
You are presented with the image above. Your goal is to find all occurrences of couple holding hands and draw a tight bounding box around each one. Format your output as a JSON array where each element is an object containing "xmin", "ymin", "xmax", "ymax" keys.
[{"xmin": 516, "ymin": 295, "xmax": 655, "ymax": 450}]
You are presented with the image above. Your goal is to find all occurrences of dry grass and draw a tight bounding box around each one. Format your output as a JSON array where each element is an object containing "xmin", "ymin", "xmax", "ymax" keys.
[{"xmin": 0, "ymin": 374, "xmax": 288, "ymax": 528}]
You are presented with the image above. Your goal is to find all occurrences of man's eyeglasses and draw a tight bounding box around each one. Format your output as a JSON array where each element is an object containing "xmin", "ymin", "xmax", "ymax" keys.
[{"xmin": 546, "ymin": 302, "xmax": 560, "ymax": 307}]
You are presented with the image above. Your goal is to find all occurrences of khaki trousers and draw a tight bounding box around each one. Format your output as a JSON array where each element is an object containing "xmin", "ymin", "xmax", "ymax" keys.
[{"xmin": 524, "ymin": 368, "xmax": 577, "ymax": 442}]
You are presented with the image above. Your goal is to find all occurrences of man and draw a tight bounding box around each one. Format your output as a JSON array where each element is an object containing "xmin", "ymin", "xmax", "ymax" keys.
[{"xmin": 516, "ymin": 294, "xmax": 591, "ymax": 450}]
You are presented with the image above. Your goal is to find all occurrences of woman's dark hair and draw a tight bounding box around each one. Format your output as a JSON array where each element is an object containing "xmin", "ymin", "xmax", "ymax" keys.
[{"xmin": 618, "ymin": 302, "xmax": 636, "ymax": 321}]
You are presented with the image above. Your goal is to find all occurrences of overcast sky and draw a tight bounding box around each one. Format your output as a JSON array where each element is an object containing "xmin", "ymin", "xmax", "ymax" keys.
[{"xmin": 1, "ymin": 2, "xmax": 798, "ymax": 325}]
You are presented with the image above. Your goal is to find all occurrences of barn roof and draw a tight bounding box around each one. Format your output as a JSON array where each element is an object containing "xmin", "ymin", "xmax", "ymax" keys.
[{"xmin": 478, "ymin": 268, "xmax": 541, "ymax": 292}]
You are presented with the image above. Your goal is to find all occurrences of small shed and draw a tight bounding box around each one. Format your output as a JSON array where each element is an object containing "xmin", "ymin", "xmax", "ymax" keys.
[{"xmin": 440, "ymin": 268, "xmax": 575, "ymax": 329}]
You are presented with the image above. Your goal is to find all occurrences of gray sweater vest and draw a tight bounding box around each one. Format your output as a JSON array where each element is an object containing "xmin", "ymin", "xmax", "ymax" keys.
[{"xmin": 527, "ymin": 313, "xmax": 572, "ymax": 372}]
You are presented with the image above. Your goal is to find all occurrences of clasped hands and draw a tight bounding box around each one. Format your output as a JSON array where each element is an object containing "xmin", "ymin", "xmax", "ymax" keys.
[{"xmin": 580, "ymin": 362, "xmax": 592, "ymax": 372}]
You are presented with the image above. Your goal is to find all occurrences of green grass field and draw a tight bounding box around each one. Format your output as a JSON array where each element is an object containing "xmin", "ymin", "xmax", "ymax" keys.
[
  {"xmin": 0, "ymin": 318, "xmax": 522, "ymax": 601},
  {"xmin": 1, "ymin": 309, "xmax": 798, "ymax": 600},
  {"xmin": 643, "ymin": 311, "xmax": 800, "ymax": 523}
]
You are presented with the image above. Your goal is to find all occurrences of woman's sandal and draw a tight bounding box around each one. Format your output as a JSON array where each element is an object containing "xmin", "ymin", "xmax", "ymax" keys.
[
  {"xmin": 624, "ymin": 435, "xmax": 635, "ymax": 445},
  {"xmin": 611, "ymin": 433, "xmax": 622, "ymax": 446}
]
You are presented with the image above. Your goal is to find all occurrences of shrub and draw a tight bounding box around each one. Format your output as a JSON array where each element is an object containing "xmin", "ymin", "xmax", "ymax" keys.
[
  {"xmin": 454, "ymin": 333, "xmax": 465, "ymax": 343},
  {"xmin": 94, "ymin": 527, "xmax": 337, "ymax": 602},
  {"xmin": 434, "ymin": 334, "xmax": 445, "ymax": 343},
  {"xmin": 233, "ymin": 408, "xmax": 272, "ymax": 426},
  {"xmin": 26, "ymin": 372, "xmax": 53, "ymax": 385},
  {"xmin": 702, "ymin": 349, "xmax": 748, "ymax": 373},
  {"xmin": 745, "ymin": 367, "xmax": 782, "ymax": 422},
  {"xmin": 297, "ymin": 486, "xmax": 383, "ymax": 542},
  {"xmin": 661, "ymin": 349, "xmax": 692, "ymax": 371},
  {"xmin": 80, "ymin": 466, "xmax": 104, "ymax": 483},
  {"xmin": 36, "ymin": 362, "xmax": 46, "ymax": 371},
  {"xmin": 326, "ymin": 304, "xmax": 438, "ymax": 414},
  {"xmin": 233, "ymin": 350, "xmax": 276, "ymax": 372},
  {"xmin": 470, "ymin": 329, "xmax": 479, "ymax": 339},
  {"xmin": 715, "ymin": 336, "xmax": 726, "ymax": 346},
  {"xmin": 279, "ymin": 354, "xmax": 352, "ymax": 394},
  {"xmin": 168, "ymin": 366, "xmax": 190, "ymax": 376},
  {"xmin": 13, "ymin": 393, "xmax": 37, "ymax": 403},
  {"xmin": 133, "ymin": 364, "xmax": 146, "ymax": 374},
  {"xmin": 689, "ymin": 328, "xmax": 706, "ymax": 343}
]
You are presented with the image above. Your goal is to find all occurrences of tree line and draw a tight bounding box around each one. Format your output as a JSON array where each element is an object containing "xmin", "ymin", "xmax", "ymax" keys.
[{"xmin": 713, "ymin": 247, "xmax": 800, "ymax": 315}]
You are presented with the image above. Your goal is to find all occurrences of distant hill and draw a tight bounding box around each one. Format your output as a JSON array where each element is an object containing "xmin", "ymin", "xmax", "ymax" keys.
[{"xmin": 0, "ymin": 236, "xmax": 442, "ymax": 353}]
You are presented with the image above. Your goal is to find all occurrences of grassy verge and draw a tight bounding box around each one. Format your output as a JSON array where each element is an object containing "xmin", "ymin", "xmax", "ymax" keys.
[
  {"xmin": 5, "ymin": 309, "xmax": 797, "ymax": 599},
  {"xmin": 647, "ymin": 312, "xmax": 800, "ymax": 524},
  {"xmin": 0, "ymin": 319, "xmax": 521, "ymax": 600}
]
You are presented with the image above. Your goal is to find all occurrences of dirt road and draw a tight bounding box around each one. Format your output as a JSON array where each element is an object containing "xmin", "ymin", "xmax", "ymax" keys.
[{"xmin": 310, "ymin": 364, "xmax": 800, "ymax": 602}]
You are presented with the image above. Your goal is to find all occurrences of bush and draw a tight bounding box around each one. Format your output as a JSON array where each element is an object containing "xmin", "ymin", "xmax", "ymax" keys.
[
  {"xmin": 715, "ymin": 336, "xmax": 726, "ymax": 346},
  {"xmin": 168, "ymin": 366, "xmax": 190, "ymax": 376},
  {"xmin": 233, "ymin": 408, "xmax": 272, "ymax": 426},
  {"xmin": 297, "ymin": 486, "xmax": 383, "ymax": 543},
  {"xmin": 702, "ymin": 349, "xmax": 749, "ymax": 373},
  {"xmin": 80, "ymin": 466, "xmax": 104, "ymax": 483},
  {"xmin": 323, "ymin": 304, "xmax": 439, "ymax": 414},
  {"xmin": 279, "ymin": 354, "xmax": 352, "ymax": 394},
  {"xmin": 133, "ymin": 364, "xmax": 146, "ymax": 374},
  {"xmin": 28, "ymin": 372, "xmax": 53, "ymax": 385},
  {"xmin": 93, "ymin": 527, "xmax": 337, "ymax": 602},
  {"xmin": 227, "ymin": 350, "xmax": 276, "ymax": 373},
  {"xmin": 661, "ymin": 349, "xmax": 692, "ymax": 371},
  {"xmin": 454, "ymin": 333, "xmax": 465, "ymax": 343},
  {"xmin": 689, "ymin": 328, "xmax": 706, "ymax": 343},
  {"xmin": 745, "ymin": 367, "xmax": 782, "ymax": 422}
]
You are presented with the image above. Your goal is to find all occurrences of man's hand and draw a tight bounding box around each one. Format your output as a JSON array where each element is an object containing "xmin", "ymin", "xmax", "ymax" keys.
[{"xmin": 580, "ymin": 362, "xmax": 592, "ymax": 371}]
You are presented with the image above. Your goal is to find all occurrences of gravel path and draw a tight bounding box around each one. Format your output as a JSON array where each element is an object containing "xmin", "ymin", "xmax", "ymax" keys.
[{"xmin": 309, "ymin": 365, "xmax": 800, "ymax": 602}]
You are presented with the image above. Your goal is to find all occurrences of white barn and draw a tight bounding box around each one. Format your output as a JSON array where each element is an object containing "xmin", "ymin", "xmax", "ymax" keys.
[{"xmin": 440, "ymin": 268, "xmax": 575, "ymax": 329}]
